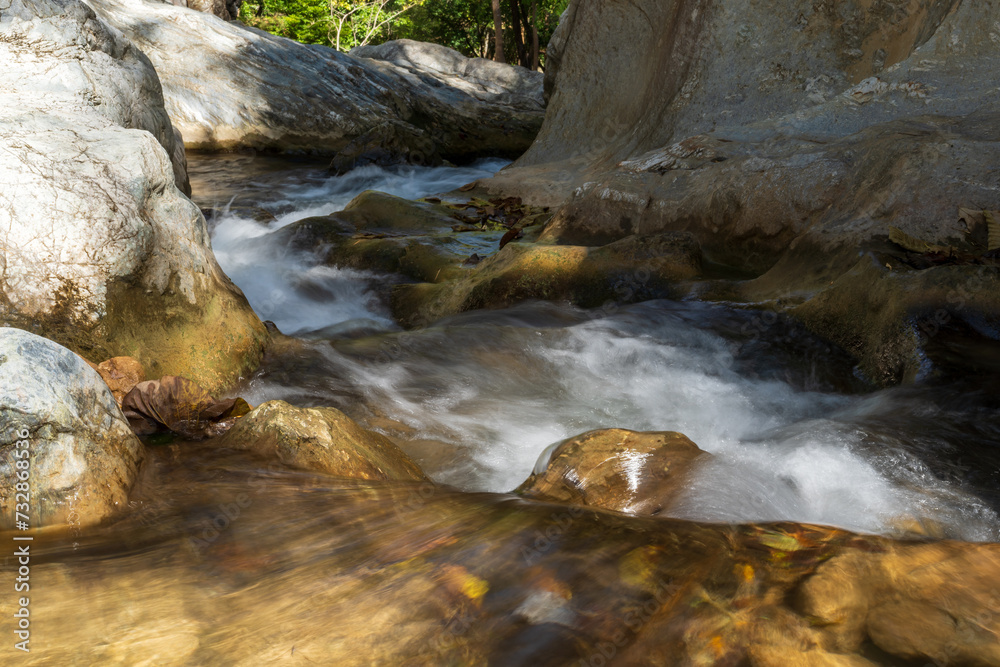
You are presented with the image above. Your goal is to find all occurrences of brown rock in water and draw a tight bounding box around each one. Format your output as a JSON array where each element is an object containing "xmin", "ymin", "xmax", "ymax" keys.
[
  {"xmin": 796, "ymin": 540, "xmax": 1000, "ymax": 665},
  {"xmin": 392, "ymin": 232, "xmax": 702, "ymax": 327},
  {"xmin": 517, "ymin": 428, "xmax": 707, "ymax": 515},
  {"xmin": 217, "ymin": 400, "xmax": 428, "ymax": 482}
]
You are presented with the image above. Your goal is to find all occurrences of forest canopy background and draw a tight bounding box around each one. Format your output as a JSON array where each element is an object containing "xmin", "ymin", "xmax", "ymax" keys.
[{"xmin": 239, "ymin": 0, "xmax": 569, "ymax": 67}]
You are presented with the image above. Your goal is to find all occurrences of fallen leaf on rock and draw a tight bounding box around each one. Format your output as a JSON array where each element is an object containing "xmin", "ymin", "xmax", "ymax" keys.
[
  {"xmin": 499, "ymin": 227, "xmax": 522, "ymax": 249},
  {"xmin": 122, "ymin": 375, "xmax": 252, "ymax": 439},
  {"xmin": 888, "ymin": 226, "xmax": 952, "ymax": 254},
  {"xmin": 458, "ymin": 181, "xmax": 477, "ymax": 192},
  {"xmin": 96, "ymin": 356, "xmax": 146, "ymax": 405},
  {"xmin": 986, "ymin": 210, "xmax": 1000, "ymax": 251}
]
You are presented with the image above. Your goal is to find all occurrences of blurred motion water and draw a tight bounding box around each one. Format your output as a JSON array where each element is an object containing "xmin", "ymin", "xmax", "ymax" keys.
[{"xmin": 184, "ymin": 153, "xmax": 1000, "ymax": 542}]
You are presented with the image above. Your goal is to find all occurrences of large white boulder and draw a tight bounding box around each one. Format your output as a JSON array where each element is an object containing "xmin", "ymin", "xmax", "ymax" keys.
[
  {"xmin": 85, "ymin": 0, "xmax": 544, "ymax": 163},
  {"xmin": 0, "ymin": 0, "xmax": 268, "ymax": 390}
]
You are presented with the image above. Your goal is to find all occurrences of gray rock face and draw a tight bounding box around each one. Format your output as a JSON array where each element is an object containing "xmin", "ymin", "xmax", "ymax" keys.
[
  {"xmin": 0, "ymin": 328, "xmax": 144, "ymax": 529},
  {"xmin": 0, "ymin": 0, "xmax": 267, "ymax": 391},
  {"xmin": 480, "ymin": 0, "xmax": 1000, "ymax": 384},
  {"xmin": 0, "ymin": 0, "xmax": 189, "ymax": 194},
  {"xmin": 351, "ymin": 39, "xmax": 543, "ymax": 110},
  {"xmin": 85, "ymin": 0, "xmax": 544, "ymax": 162}
]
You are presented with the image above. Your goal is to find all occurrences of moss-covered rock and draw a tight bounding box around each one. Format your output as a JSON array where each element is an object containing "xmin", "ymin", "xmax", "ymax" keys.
[
  {"xmin": 217, "ymin": 400, "xmax": 427, "ymax": 482},
  {"xmin": 392, "ymin": 232, "xmax": 702, "ymax": 326},
  {"xmin": 337, "ymin": 191, "xmax": 464, "ymax": 233}
]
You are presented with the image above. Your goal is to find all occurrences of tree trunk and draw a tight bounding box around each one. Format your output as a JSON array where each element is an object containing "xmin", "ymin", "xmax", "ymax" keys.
[
  {"xmin": 491, "ymin": 0, "xmax": 506, "ymax": 63},
  {"xmin": 510, "ymin": 0, "xmax": 528, "ymax": 67},
  {"xmin": 531, "ymin": 1, "xmax": 539, "ymax": 70}
]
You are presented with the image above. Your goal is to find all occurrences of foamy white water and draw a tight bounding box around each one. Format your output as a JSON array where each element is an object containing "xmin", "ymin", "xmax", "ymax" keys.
[
  {"xmin": 193, "ymin": 156, "xmax": 1000, "ymax": 542},
  {"xmin": 208, "ymin": 159, "xmax": 508, "ymax": 334}
]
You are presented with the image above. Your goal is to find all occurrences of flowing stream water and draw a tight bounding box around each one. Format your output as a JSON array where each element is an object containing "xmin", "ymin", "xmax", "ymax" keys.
[
  {"xmin": 6, "ymin": 153, "xmax": 1000, "ymax": 665},
  {"xmin": 187, "ymin": 153, "xmax": 1000, "ymax": 543}
]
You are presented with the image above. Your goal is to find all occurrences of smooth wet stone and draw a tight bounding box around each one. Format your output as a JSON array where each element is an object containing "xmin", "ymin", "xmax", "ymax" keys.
[
  {"xmin": 517, "ymin": 428, "xmax": 707, "ymax": 515},
  {"xmin": 0, "ymin": 329, "xmax": 144, "ymax": 529},
  {"xmin": 216, "ymin": 400, "xmax": 428, "ymax": 482},
  {"xmin": 271, "ymin": 193, "xmax": 473, "ymax": 284},
  {"xmin": 392, "ymin": 232, "xmax": 701, "ymax": 327}
]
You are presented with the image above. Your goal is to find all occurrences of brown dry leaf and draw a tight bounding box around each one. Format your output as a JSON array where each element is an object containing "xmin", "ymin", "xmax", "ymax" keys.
[
  {"xmin": 458, "ymin": 181, "xmax": 477, "ymax": 192},
  {"xmin": 958, "ymin": 206, "xmax": 984, "ymax": 234},
  {"xmin": 122, "ymin": 375, "xmax": 252, "ymax": 439},
  {"xmin": 95, "ymin": 356, "xmax": 145, "ymax": 406},
  {"xmin": 888, "ymin": 226, "xmax": 952, "ymax": 254},
  {"xmin": 986, "ymin": 210, "xmax": 1000, "ymax": 251},
  {"xmin": 498, "ymin": 227, "xmax": 522, "ymax": 250}
]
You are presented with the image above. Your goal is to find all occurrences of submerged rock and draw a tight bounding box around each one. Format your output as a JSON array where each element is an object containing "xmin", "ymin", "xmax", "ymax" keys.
[
  {"xmin": 392, "ymin": 232, "xmax": 702, "ymax": 327},
  {"xmin": 477, "ymin": 0, "xmax": 1000, "ymax": 384},
  {"xmin": 270, "ymin": 191, "xmax": 474, "ymax": 285},
  {"xmin": 0, "ymin": 329, "xmax": 144, "ymax": 529},
  {"xmin": 217, "ymin": 400, "xmax": 427, "ymax": 482},
  {"xmin": 85, "ymin": 0, "xmax": 544, "ymax": 162},
  {"xmin": 517, "ymin": 429, "xmax": 707, "ymax": 515},
  {"xmin": 797, "ymin": 540, "xmax": 1000, "ymax": 665},
  {"xmin": 6, "ymin": 462, "xmax": 1000, "ymax": 665},
  {"xmin": 0, "ymin": 0, "xmax": 268, "ymax": 391}
]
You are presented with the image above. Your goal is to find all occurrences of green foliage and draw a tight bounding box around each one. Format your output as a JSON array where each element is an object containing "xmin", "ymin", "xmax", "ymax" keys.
[
  {"xmin": 240, "ymin": 0, "xmax": 331, "ymax": 45},
  {"xmin": 240, "ymin": 0, "xmax": 570, "ymax": 66}
]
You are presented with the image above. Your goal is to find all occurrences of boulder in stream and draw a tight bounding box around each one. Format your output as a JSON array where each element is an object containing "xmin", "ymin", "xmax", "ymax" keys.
[
  {"xmin": 84, "ymin": 0, "xmax": 544, "ymax": 162},
  {"xmin": 0, "ymin": 0, "xmax": 268, "ymax": 392},
  {"xmin": 217, "ymin": 400, "xmax": 428, "ymax": 482},
  {"xmin": 477, "ymin": 0, "xmax": 1000, "ymax": 384},
  {"xmin": 517, "ymin": 428, "xmax": 707, "ymax": 515},
  {"xmin": 0, "ymin": 328, "xmax": 144, "ymax": 530}
]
